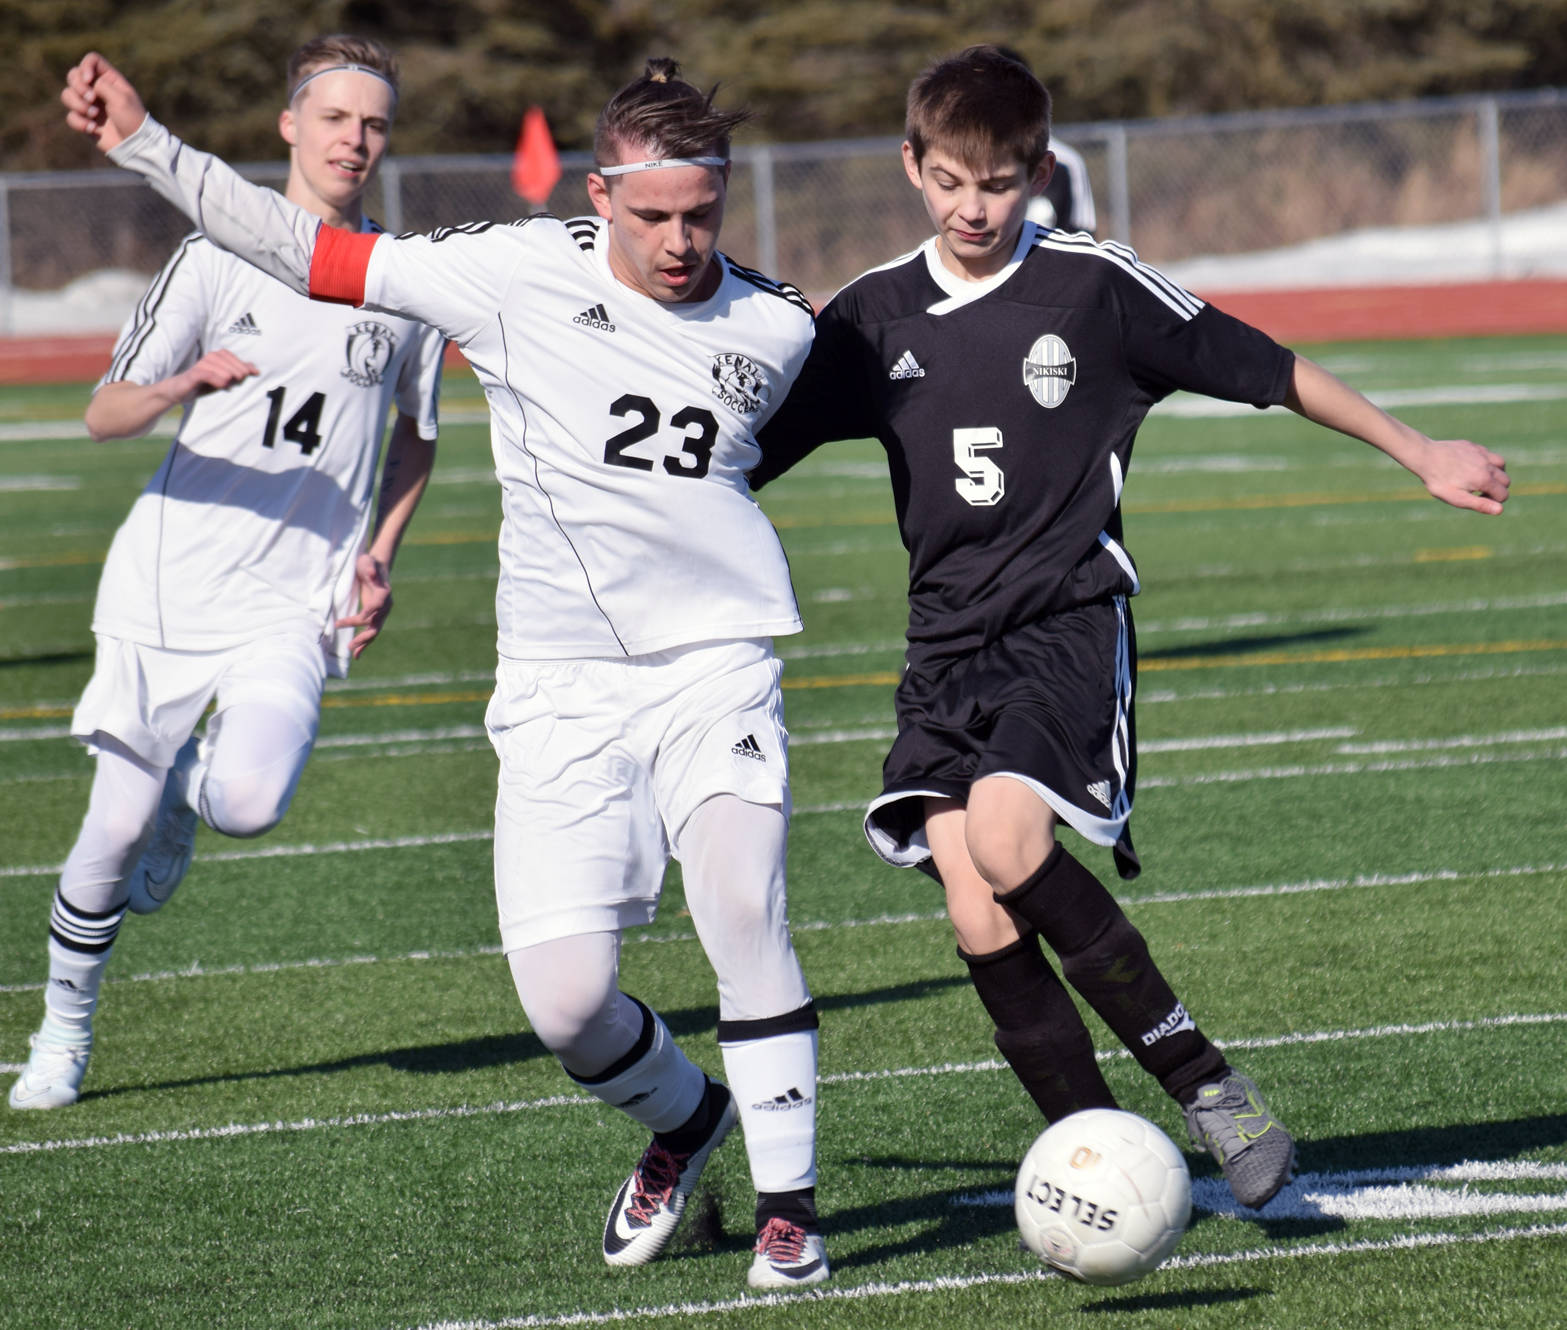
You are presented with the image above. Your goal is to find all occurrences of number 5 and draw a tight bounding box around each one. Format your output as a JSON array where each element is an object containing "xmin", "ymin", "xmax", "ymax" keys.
[{"xmin": 953, "ymin": 426, "xmax": 1004, "ymax": 506}]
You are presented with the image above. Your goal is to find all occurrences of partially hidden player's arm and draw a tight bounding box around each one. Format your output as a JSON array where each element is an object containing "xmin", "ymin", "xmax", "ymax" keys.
[
  {"xmin": 64, "ymin": 53, "xmax": 373, "ymax": 307},
  {"xmin": 751, "ymin": 305, "xmax": 871, "ymax": 490},
  {"xmin": 84, "ymin": 351, "xmax": 259, "ymax": 441},
  {"xmin": 1283, "ymin": 353, "xmax": 1510, "ymax": 515},
  {"xmin": 337, "ymin": 414, "xmax": 437, "ymax": 657}
]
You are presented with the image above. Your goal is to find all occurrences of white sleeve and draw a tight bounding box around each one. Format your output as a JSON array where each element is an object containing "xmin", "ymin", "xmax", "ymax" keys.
[
  {"xmin": 395, "ymin": 321, "xmax": 445, "ymax": 441},
  {"xmin": 107, "ymin": 115, "xmax": 319, "ymax": 294},
  {"xmin": 361, "ymin": 224, "xmax": 526, "ymax": 347},
  {"xmin": 97, "ymin": 235, "xmax": 210, "ymax": 388}
]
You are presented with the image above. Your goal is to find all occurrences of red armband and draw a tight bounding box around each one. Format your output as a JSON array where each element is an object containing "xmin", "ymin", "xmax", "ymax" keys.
[{"xmin": 309, "ymin": 225, "xmax": 379, "ymax": 306}]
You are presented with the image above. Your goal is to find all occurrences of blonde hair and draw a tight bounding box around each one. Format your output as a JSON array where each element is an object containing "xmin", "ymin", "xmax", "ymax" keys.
[{"xmin": 286, "ymin": 34, "xmax": 400, "ymax": 105}]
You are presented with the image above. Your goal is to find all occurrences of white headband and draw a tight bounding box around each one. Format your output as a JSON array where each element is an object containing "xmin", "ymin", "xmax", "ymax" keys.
[
  {"xmin": 595, "ymin": 156, "xmax": 728, "ymax": 176},
  {"xmin": 289, "ymin": 64, "xmax": 399, "ymax": 105}
]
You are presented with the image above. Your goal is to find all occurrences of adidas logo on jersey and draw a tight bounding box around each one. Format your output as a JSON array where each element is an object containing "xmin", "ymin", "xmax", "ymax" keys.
[
  {"xmin": 731, "ymin": 734, "xmax": 767, "ymax": 761},
  {"xmin": 226, "ymin": 312, "xmax": 262, "ymax": 335},
  {"xmin": 573, "ymin": 303, "xmax": 616, "ymax": 332},
  {"xmin": 752, "ymin": 1087, "xmax": 812, "ymax": 1112},
  {"xmin": 1086, "ymin": 779, "xmax": 1112, "ymax": 809},
  {"xmin": 888, "ymin": 350, "xmax": 925, "ymax": 380}
]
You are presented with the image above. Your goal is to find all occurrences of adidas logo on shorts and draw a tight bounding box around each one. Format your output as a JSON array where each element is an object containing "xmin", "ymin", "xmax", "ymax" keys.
[
  {"xmin": 1086, "ymin": 779, "xmax": 1112, "ymax": 809},
  {"xmin": 731, "ymin": 734, "xmax": 766, "ymax": 761},
  {"xmin": 573, "ymin": 303, "xmax": 616, "ymax": 332}
]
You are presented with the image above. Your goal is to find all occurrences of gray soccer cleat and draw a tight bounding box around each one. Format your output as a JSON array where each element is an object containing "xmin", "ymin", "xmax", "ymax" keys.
[
  {"xmin": 127, "ymin": 738, "xmax": 200, "ymax": 915},
  {"xmin": 1183, "ymin": 1071, "xmax": 1296, "ymax": 1209},
  {"xmin": 8, "ymin": 1029, "xmax": 92, "ymax": 1111}
]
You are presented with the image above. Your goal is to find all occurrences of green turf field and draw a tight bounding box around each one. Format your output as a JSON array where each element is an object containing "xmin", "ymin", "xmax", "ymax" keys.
[{"xmin": 2, "ymin": 337, "xmax": 1565, "ymax": 1328}]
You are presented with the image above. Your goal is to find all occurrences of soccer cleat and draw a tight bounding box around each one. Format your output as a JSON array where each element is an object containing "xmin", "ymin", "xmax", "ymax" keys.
[
  {"xmin": 1183, "ymin": 1071, "xmax": 1295, "ymax": 1209},
  {"xmin": 602, "ymin": 1084, "xmax": 738, "ymax": 1266},
  {"xmin": 7, "ymin": 1029, "xmax": 92, "ymax": 1111},
  {"xmin": 748, "ymin": 1218, "xmax": 830, "ymax": 1289},
  {"xmin": 127, "ymin": 739, "xmax": 200, "ymax": 915}
]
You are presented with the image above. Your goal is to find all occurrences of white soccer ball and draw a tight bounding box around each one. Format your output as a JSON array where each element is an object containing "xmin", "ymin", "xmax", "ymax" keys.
[{"xmin": 1015, "ymin": 1108, "xmax": 1191, "ymax": 1286}]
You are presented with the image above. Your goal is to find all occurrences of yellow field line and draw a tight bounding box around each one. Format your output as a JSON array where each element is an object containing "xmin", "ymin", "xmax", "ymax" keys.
[{"xmin": 6, "ymin": 638, "xmax": 1566, "ymax": 723}]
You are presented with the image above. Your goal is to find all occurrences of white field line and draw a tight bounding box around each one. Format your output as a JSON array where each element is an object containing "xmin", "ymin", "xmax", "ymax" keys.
[
  {"xmin": 1155, "ymin": 382, "xmax": 1567, "ymax": 418},
  {"xmin": 4, "ymin": 1011, "xmax": 1564, "ymax": 1159},
  {"xmin": 4, "ymin": 860, "xmax": 1563, "ymax": 995},
  {"xmin": 8, "ymin": 727, "xmax": 1564, "ymax": 878},
  {"xmin": 390, "ymin": 1223, "xmax": 1567, "ymax": 1330},
  {"xmin": 1138, "ymin": 743, "xmax": 1567, "ymax": 789},
  {"xmin": 959, "ymin": 1160, "xmax": 1567, "ymax": 1220}
]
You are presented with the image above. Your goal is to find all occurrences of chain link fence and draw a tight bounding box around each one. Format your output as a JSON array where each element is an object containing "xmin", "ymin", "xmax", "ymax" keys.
[{"xmin": 3, "ymin": 87, "xmax": 1564, "ymax": 335}]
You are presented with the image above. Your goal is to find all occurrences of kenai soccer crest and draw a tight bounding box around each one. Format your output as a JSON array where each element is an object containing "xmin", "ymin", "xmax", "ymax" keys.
[
  {"xmin": 1023, "ymin": 333, "xmax": 1077, "ymax": 408},
  {"xmin": 342, "ymin": 321, "xmax": 398, "ymax": 387}
]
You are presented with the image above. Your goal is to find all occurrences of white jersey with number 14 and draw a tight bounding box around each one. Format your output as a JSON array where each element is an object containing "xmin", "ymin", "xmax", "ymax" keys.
[{"xmin": 93, "ymin": 228, "xmax": 443, "ymax": 675}]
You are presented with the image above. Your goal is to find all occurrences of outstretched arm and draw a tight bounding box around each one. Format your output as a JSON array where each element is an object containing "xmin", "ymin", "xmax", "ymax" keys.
[
  {"xmin": 62, "ymin": 52, "xmax": 327, "ymax": 296},
  {"xmin": 85, "ymin": 350, "xmax": 258, "ymax": 441},
  {"xmin": 1284, "ymin": 354, "xmax": 1510, "ymax": 515}
]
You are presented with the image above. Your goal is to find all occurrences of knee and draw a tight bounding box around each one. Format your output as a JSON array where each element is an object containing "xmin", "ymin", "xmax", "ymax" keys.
[
  {"xmin": 964, "ymin": 814, "xmax": 1056, "ymax": 893},
  {"xmin": 201, "ymin": 773, "xmax": 291, "ymax": 839},
  {"xmin": 508, "ymin": 960, "xmax": 617, "ymax": 1062}
]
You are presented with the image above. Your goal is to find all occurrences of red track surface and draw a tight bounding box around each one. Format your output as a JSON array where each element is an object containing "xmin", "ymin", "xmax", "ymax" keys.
[{"xmin": 2, "ymin": 281, "xmax": 1565, "ymax": 385}]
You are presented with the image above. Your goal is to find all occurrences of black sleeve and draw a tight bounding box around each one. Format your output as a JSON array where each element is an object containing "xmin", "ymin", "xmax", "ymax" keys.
[
  {"xmin": 1119, "ymin": 276, "xmax": 1295, "ymax": 409},
  {"xmin": 751, "ymin": 299, "xmax": 875, "ymax": 490}
]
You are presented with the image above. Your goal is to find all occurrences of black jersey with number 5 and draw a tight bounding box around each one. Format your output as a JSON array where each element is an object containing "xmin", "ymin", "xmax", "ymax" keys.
[{"xmin": 754, "ymin": 223, "xmax": 1295, "ymax": 665}]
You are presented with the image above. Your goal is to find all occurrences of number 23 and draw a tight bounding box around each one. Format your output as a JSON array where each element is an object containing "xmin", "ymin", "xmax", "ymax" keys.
[{"xmin": 604, "ymin": 393, "xmax": 719, "ymax": 479}]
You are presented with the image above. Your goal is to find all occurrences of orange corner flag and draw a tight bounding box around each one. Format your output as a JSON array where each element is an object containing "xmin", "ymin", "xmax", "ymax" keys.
[{"xmin": 512, "ymin": 106, "xmax": 561, "ymax": 207}]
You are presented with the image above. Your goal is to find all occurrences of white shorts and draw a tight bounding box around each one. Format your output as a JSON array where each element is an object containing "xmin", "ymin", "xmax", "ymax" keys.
[
  {"xmin": 487, "ymin": 637, "xmax": 790, "ymax": 952},
  {"xmin": 72, "ymin": 634, "xmax": 328, "ymax": 768}
]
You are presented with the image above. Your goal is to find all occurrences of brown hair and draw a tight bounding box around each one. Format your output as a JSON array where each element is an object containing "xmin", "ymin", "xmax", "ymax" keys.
[
  {"xmin": 286, "ymin": 34, "xmax": 400, "ymax": 104},
  {"xmin": 905, "ymin": 45, "xmax": 1050, "ymax": 173},
  {"xmin": 593, "ymin": 57, "xmax": 750, "ymax": 168}
]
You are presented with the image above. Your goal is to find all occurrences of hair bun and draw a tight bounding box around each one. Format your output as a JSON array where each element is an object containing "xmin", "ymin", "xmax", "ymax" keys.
[{"xmin": 645, "ymin": 56, "xmax": 681, "ymax": 84}]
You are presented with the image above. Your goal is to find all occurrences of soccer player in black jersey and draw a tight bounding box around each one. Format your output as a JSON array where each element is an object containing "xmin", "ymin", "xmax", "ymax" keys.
[{"xmin": 753, "ymin": 45, "xmax": 1510, "ymax": 1210}]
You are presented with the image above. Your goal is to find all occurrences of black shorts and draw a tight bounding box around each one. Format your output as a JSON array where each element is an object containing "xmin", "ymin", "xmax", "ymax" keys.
[{"xmin": 864, "ymin": 597, "xmax": 1141, "ymax": 880}]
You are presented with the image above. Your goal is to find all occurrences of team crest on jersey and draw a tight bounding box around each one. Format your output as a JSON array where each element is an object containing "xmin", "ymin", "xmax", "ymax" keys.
[
  {"xmin": 342, "ymin": 320, "xmax": 398, "ymax": 387},
  {"xmin": 711, "ymin": 352, "xmax": 770, "ymax": 414},
  {"xmin": 1023, "ymin": 333, "xmax": 1077, "ymax": 409}
]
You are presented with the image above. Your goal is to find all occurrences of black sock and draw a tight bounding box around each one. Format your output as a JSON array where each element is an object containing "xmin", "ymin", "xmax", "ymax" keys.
[
  {"xmin": 655, "ymin": 1075, "xmax": 726, "ymax": 1152},
  {"xmin": 756, "ymin": 1186, "xmax": 818, "ymax": 1232},
  {"xmin": 996, "ymin": 846, "xmax": 1226, "ymax": 1103},
  {"xmin": 961, "ymin": 932, "xmax": 1118, "ymax": 1121}
]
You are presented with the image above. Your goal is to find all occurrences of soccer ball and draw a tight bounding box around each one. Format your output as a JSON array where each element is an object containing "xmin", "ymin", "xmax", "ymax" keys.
[{"xmin": 1014, "ymin": 1108, "xmax": 1191, "ymax": 1286}]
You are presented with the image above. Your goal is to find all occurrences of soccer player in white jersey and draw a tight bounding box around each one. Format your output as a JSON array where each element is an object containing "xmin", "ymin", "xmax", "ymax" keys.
[
  {"xmin": 61, "ymin": 53, "xmax": 830, "ymax": 1289},
  {"xmin": 753, "ymin": 46, "xmax": 1509, "ymax": 1213},
  {"xmin": 9, "ymin": 37, "xmax": 443, "ymax": 1116}
]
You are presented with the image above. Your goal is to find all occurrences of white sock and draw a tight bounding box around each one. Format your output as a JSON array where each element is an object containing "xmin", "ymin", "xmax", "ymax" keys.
[
  {"xmin": 569, "ymin": 1005, "xmax": 708, "ymax": 1135},
  {"xmin": 41, "ymin": 931, "xmax": 114, "ymax": 1045},
  {"xmin": 721, "ymin": 1028, "xmax": 818, "ymax": 1193}
]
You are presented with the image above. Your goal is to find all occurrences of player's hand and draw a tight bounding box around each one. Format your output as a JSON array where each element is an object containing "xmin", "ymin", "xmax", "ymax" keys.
[
  {"xmin": 1417, "ymin": 438, "xmax": 1510, "ymax": 515},
  {"xmin": 337, "ymin": 553, "xmax": 393, "ymax": 658},
  {"xmin": 175, "ymin": 350, "xmax": 259, "ymax": 402},
  {"xmin": 61, "ymin": 53, "xmax": 147, "ymax": 153}
]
